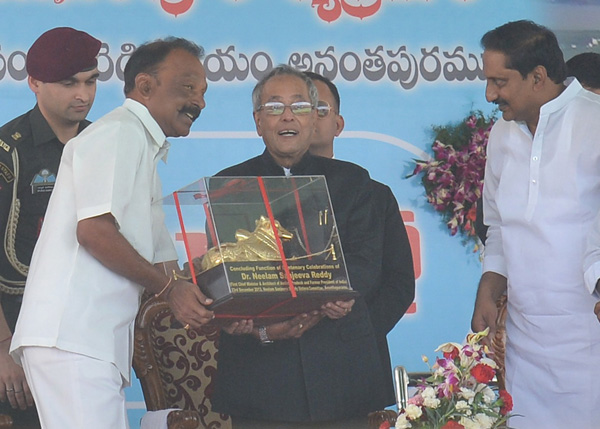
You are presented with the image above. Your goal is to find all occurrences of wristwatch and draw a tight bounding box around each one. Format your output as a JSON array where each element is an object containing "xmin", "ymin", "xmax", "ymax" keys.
[{"xmin": 258, "ymin": 325, "xmax": 274, "ymax": 345}]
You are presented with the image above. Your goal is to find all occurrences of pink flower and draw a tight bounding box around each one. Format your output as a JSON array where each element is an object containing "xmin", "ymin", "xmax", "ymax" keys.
[
  {"xmin": 437, "ymin": 371, "xmax": 460, "ymax": 398},
  {"xmin": 466, "ymin": 115, "xmax": 477, "ymax": 129},
  {"xmin": 408, "ymin": 393, "xmax": 424, "ymax": 406},
  {"xmin": 409, "ymin": 330, "xmax": 514, "ymax": 428},
  {"xmin": 411, "ymin": 111, "xmax": 495, "ymax": 249},
  {"xmin": 412, "ymin": 164, "xmax": 424, "ymax": 175}
]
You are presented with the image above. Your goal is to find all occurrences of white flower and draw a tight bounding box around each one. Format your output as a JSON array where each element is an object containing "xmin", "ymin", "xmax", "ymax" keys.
[
  {"xmin": 459, "ymin": 417, "xmax": 480, "ymax": 429},
  {"xmin": 432, "ymin": 365, "xmax": 446, "ymax": 378},
  {"xmin": 455, "ymin": 400, "xmax": 471, "ymax": 415},
  {"xmin": 480, "ymin": 357, "xmax": 497, "ymax": 369},
  {"xmin": 421, "ymin": 387, "xmax": 436, "ymax": 399},
  {"xmin": 459, "ymin": 387, "xmax": 476, "ymax": 402},
  {"xmin": 435, "ymin": 342, "xmax": 461, "ymax": 353},
  {"xmin": 404, "ymin": 404, "xmax": 423, "ymax": 420},
  {"xmin": 423, "ymin": 396, "xmax": 440, "ymax": 409},
  {"xmin": 394, "ymin": 413, "xmax": 412, "ymax": 429},
  {"xmin": 473, "ymin": 412, "xmax": 496, "ymax": 429},
  {"xmin": 460, "ymin": 354, "xmax": 476, "ymax": 368},
  {"xmin": 481, "ymin": 386, "xmax": 495, "ymax": 404}
]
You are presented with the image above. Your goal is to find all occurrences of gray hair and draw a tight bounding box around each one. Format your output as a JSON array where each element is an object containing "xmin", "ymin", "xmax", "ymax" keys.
[{"xmin": 252, "ymin": 64, "xmax": 318, "ymax": 112}]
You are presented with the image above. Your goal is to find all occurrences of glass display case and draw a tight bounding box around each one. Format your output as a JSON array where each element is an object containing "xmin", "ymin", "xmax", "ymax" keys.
[{"xmin": 162, "ymin": 175, "xmax": 357, "ymax": 324}]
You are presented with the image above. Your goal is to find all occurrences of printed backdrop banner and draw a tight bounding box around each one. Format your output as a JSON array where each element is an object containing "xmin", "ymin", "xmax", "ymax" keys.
[{"xmin": 0, "ymin": 0, "xmax": 587, "ymax": 426}]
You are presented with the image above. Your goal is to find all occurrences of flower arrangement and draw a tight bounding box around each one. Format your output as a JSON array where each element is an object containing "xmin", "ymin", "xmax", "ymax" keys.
[
  {"xmin": 409, "ymin": 111, "xmax": 496, "ymax": 251},
  {"xmin": 383, "ymin": 329, "xmax": 513, "ymax": 429}
]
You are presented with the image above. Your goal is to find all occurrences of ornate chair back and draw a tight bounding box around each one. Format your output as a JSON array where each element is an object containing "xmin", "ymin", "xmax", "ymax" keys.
[{"xmin": 133, "ymin": 295, "xmax": 231, "ymax": 429}]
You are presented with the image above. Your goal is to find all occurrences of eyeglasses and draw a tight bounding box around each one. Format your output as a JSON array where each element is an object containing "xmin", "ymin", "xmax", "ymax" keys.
[
  {"xmin": 258, "ymin": 101, "xmax": 313, "ymax": 116},
  {"xmin": 316, "ymin": 101, "xmax": 333, "ymax": 118}
]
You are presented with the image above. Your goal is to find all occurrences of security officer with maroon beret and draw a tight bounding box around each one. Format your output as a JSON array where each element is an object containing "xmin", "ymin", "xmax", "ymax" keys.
[{"xmin": 0, "ymin": 27, "xmax": 101, "ymax": 427}]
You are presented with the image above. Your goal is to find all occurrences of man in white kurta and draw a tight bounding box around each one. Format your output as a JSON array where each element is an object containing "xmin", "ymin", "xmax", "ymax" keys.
[
  {"xmin": 472, "ymin": 20, "xmax": 600, "ymax": 429},
  {"xmin": 9, "ymin": 39, "xmax": 214, "ymax": 428},
  {"xmin": 11, "ymin": 97, "xmax": 176, "ymax": 381}
]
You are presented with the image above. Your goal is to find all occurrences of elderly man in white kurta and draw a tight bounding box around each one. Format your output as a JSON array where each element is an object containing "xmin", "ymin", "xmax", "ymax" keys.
[
  {"xmin": 9, "ymin": 38, "xmax": 215, "ymax": 429},
  {"xmin": 471, "ymin": 20, "xmax": 600, "ymax": 429}
]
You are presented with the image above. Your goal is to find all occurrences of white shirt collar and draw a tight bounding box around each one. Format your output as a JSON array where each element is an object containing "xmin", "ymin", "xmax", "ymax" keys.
[
  {"xmin": 123, "ymin": 98, "xmax": 170, "ymax": 162},
  {"xmin": 540, "ymin": 78, "xmax": 582, "ymax": 116}
]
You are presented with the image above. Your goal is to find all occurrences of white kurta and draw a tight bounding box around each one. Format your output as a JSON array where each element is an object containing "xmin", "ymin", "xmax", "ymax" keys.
[
  {"xmin": 10, "ymin": 99, "xmax": 177, "ymax": 382},
  {"xmin": 483, "ymin": 80, "xmax": 600, "ymax": 429}
]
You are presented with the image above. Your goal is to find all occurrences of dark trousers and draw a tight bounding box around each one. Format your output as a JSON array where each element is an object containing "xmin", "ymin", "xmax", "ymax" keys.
[
  {"xmin": 233, "ymin": 416, "xmax": 366, "ymax": 429},
  {"xmin": 0, "ymin": 401, "xmax": 40, "ymax": 429}
]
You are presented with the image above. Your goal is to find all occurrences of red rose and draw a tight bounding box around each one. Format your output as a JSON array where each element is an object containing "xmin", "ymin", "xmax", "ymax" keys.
[
  {"xmin": 443, "ymin": 346, "xmax": 460, "ymax": 360},
  {"xmin": 499, "ymin": 389, "xmax": 513, "ymax": 415},
  {"xmin": 379, "ymin": 421, "xmax": 391, "ymax": 429},
  {"xmin": 470, "ymin": 363, "xmax": 495, "ymax": 384},
  {"xmin": 442, "ymin": 421, "xmax": 465, "ymax": 429}
]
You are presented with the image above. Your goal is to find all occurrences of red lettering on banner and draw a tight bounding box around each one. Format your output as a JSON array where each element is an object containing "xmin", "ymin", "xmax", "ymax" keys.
[
  {"xmin": 175, "ymin": 232, "xmax": 208, "ymax": 259},
  {"xmin": 160, "ymin": 0, "xmax": 194, "ymax": 16},
  {"xmin": 401, "ymin": 210, "xmax": 421, "ymax": 280},
  {"xmin": 312, "ymin": 0, "xmax": 343, "ymax": 23},
  {"xmin": 341, "ymin": 0, "xmax": 381, "ymax": 20},
  {"xmin": 401, "ymin": 210, "xmax": 421, "ymax": 314},
  {"xmin": 308, "ymin": 0, "xmax": 465, "ymax": 23},
  {"xmin": 311, "ymin": 0, "xmax": 382, "ymax": 22}
]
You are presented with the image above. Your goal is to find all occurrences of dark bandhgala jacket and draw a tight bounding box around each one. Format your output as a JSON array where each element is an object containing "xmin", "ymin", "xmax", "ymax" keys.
[
  {"xmin": 365, "ymin": 180, "xmax": 415, "ymax": 402},
  {"xmin": 211, "ymin": 150, "xmax": 405, "ymax": 423}
]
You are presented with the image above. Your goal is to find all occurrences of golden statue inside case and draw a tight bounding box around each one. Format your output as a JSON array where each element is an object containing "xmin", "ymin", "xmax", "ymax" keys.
[{"xmin": 198, "ymin": 216, "xmax": 294, "ymax": 271}]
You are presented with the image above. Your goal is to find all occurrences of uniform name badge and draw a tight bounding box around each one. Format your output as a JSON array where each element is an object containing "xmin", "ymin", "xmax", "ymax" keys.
[{"xmin": 31, "ymin": 168, "xmax": 57, "ymax": 194}]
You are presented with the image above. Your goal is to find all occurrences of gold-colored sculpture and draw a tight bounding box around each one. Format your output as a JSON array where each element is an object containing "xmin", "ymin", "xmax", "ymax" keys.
[
  {"xmin": 199, "ymin": 216, "xmax": 293, "ymax": 271},
  {"xmin": 183, "ymin": 215, "xmax": 338, "ymax": 277}
]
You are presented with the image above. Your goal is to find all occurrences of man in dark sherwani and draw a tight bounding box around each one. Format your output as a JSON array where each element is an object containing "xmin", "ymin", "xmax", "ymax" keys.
[{"xmin": 211, "ymin": 64, "xmax": 413, "ymax": 429}]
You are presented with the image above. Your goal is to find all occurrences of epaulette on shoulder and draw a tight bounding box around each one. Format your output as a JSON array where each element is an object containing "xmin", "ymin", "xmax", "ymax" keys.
[
  {"xmin": 0, "ymin": 113, "xmax": 28, "ymax": 154},
  {"xmin": 0, "ymin": 132, "xmax": 22, "ymax": 154},
  {"xmin": 0, "ymin": 137, "xmax": 11, "ymax": 154}
]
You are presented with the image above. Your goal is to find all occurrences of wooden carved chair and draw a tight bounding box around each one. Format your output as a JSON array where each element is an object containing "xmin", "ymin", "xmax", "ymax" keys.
[
  {"xmin": 0, "ymin": 414, "xmax": 12, "ymax": 428},
  {"xmin": 133, "ymin": 294, "xmax": 231, "ymax": 429}
]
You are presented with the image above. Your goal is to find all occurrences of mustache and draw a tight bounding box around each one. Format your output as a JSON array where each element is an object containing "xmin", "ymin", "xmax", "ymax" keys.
[{"xmin": 181, "ymin": 104, "xmax": 202, "ymax": 121}]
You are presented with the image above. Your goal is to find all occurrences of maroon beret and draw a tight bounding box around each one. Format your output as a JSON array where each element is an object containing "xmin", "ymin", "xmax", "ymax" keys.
[{"xmin": 26, "ymin": 27, "xmax": 101, "ymax": 83}]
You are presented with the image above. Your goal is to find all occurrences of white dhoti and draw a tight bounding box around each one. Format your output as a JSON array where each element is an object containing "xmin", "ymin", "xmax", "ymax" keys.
[
  {"xmin": 20, "ymin": 347, "xmax": 129, "ymax": 429},
  {"xmin": 504, "ymin": 295, "xmax": 600, "ymax": 429}
]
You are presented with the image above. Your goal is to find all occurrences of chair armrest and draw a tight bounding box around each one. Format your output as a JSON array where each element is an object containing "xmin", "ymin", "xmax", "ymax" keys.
[
  {"xmin": 141, "ymin": 409, "xmax": 201, "ymax": 429},
  {"xmin": 0, "ymin": 414, "xmax": 13, "ymax": 428},
  {"xmin": 367, "ymin": 410, "xmax": 397, "ymax": 429},
  {"xmin": 167, "ymin": 410, "xmax": 201, "ymax": 429}
]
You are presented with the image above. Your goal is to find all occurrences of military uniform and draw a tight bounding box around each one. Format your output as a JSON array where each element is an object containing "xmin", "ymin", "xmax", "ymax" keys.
[{"xmin": 0, "ymin": 104, "xmax": 89, "ymax": 426}]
